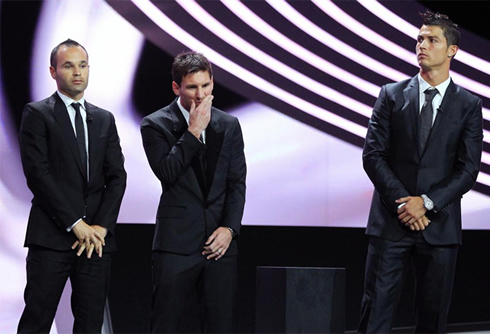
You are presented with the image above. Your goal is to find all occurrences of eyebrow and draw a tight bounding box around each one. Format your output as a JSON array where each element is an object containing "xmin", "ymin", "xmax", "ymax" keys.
[
  {"xmin": 184, "ymin": 81, "xmax": 211, "ymax": 88},
  {"xmin": 61, "ymin": 60, "xmax": 88, "ymax": 65},
  {"xmin": 418, "ymin": 34, "xmax": 441, "ymax": 40}
]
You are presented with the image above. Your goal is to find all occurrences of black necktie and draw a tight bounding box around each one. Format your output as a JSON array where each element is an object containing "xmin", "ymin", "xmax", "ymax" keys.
[
  {"xmin": 419, "ymin": 89, "xmax": 438, "ymax": 153},
  {"xmin": 72, "ymin": 102, "xmax": 87, "ymax": 177},
  {"xmin": 199, "ymin": 132, "xmax": 207, "ymax": 170}
]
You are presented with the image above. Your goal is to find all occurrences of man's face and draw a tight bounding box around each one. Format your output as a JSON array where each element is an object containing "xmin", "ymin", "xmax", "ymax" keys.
[
  {"xmin": 416, "ymin": 25, "xmax": 457, "ymax": 71},
  {"xmin": 172, "ymin": 70, "xmax": 213, "ymax": 111},
  {"xmin": 49, "ymin": 45, "xmax": 89, "ymax": 100}
]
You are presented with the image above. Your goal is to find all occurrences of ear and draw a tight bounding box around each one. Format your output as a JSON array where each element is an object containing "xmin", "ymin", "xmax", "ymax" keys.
[
  {"xmin": 172, "ymin": 81, "xmax": 180, "ymax": 96},
  {"xmin": 49, "ymin": 66, "xmax": 56, "ymax": 79},
  {"xmin": 448, "ymin": 45, "xmax": 459, "ymax": 58}
]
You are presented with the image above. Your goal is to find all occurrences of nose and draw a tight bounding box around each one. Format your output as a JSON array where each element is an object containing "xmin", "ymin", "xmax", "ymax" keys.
[
  {"xmin": 73, "ymin": 66, "xmax": 81, "ymax": 76},
  {"xmin": 196, "ymin": 87, "xmax": 205, "ymax": 99}
]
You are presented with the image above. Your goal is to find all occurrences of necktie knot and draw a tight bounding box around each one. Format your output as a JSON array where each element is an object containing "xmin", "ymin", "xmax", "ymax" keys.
[
  {"xmin": 72, "ymin": 102, "xmax": 81, "ymax": 113},
  {"xmin": 424, "ymin": 88, "xmax": 438, "ymax": 102}
]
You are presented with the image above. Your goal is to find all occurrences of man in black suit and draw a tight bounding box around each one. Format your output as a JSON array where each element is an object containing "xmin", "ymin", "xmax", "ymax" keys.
[
  {"xmin": 141, "ymin": 51, "xmax": 246, "ymax": 333},
  {"xmin": 17, "ymin": 39, "xmax": 127, "ymax": 333},
  {"xmin": 358, "ymin": 10, "xmax": 483, "ymax": 333}
]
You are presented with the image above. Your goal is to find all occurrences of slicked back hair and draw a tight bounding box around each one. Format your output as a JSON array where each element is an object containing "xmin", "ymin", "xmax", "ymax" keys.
[
  {"xmin": 50, "ymin": 39, "xmax": 88, "ymax": 68},
  {"xmin": 171, "ymin": 51, "xmax": 213, "ymax": 86},
  {"xmin": 420, "ymin": 9, "xmax": 460, "ymax": 46}
]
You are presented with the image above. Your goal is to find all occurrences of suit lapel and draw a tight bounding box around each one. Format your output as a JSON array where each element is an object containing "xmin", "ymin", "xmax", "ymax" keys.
[
  {"xmin": 428, "ymin": 80, "xmax": 455, "ymax": 142},
  {"xmin": 404, "ymin": 77, "xmax": 422, "ymax": 156},
  {"xmin": 85, "ymin": 101, "xmax": 96, "ymax": 182},
  {"xmin": 169, "ymin": 100, "xmax": 207, "ymax": 195},
  {"xmin": 169, "ymin": 100, "xmax": 188, "ymax": 138},
  {"xmin": 50, "ymin": 93, "xmax": 87, "ymax": 180},
  {"xmin": 205, "ymin": 111, "xmax": 224, "ymax": 198}
]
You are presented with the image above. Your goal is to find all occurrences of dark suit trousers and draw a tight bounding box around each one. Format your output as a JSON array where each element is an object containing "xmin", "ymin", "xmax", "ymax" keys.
[
  {"xmin": 358, "ymin": 233, "xmax": 458, "ymax": 334},
  {"xmin": 18, "ymin": 246, "xmax": 111, "ymax": 334},
  {"xmin": 151, "ymin": 251, "xmax": 237, "ymax": 333}
]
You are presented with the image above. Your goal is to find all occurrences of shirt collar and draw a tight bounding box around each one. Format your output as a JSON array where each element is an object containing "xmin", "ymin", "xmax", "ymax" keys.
[
  {"xmin": 417, "ymin": 74, "xmax": 451, "ymax": 98},
  {"xmin": 57, "ymin": 91, "xmax": 86, "ymax": 111},
  {"xmin": 175, "ymin": 97, "xmax": 189, "ymax": 125}
]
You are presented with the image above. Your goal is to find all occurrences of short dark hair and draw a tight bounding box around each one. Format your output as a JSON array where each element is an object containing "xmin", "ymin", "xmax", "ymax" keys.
[
  {"xmin": 420, "ymin": 9, "xmax": 460, "ymax": 46},
  {"xmin": 50, "ymin": 39, "xmax": 88, "ymax": 68},
  {"xmin": 171, "ymin": 51, "xmax": 213, "ymax": 86}
]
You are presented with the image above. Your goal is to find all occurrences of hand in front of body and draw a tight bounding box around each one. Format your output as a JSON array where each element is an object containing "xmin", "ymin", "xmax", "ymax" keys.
[
  {"xmin": 188, "ymin": 95, "xmax": 213, "ymax": 139},
  {"xmin": 396, "ymin": 196, "xmax": 427, "ymax": 226},
  {"xmin": 405, "ymin": 215, "xmax": 431, "ymax": 231},
  {"xmin": 72, "ymin": 221, "xmax": 106, "ymax": 258},
  {"xmin": 202, "ymin": 226, "xmax": 233, "ymax": 261}
]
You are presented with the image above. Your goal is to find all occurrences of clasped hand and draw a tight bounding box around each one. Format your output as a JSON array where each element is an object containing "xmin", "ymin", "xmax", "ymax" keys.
[
  {"xmin": 395, "ymin": 196, "xmax": 431, "ymax": 231},
  {"xmin": 202, "ymin": 227, "xmax": 233, "ymax": 261},
  {"xmin": 71, "ymin": 220, "xmax": 107, "ymax": 258}
]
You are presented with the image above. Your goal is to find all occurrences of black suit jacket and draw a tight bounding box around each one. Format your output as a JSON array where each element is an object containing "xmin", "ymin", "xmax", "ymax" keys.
[
  {"xmin": 140, "ymin": 99, "xmax": 246, "ymax": 255},
  {"xmin": 19, "ymin": 93, "xmax": 127, "ymax": 252},
  {"xmin": 363, "ymin": 76, "xmax": 482, "ymax": 245}
]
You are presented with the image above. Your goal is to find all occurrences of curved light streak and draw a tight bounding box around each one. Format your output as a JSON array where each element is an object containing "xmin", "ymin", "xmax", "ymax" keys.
[
  {"xmin": 312, "ymin": 0, "xmax": 490, "ymax": 102},
  {"xmin": 357, "ymin": 0, "xmax": 490, "ymax": 77},
  {"xmin": 130, "ymin": 0, "xmax": 490, "ymax": 188},
  {"xmin": 477, "ymin": 172, "xmax": 490, "ymax": 188},
  {"xmin": 309, "ymin": 0, "xmax": 416, "ymax": 65},
  {"xmin": 481, "ymin": 151, "xmax": 490, "ymax": 166},
  {"xmin": 131, "ymin": 0, "xmax": 367, "ymax": 138},
  {"xmin": 176, "ymin": 0, "xmax": 373, "ymax": 118},
  {"xmin": 266, "ymin": 0, "xmax": 490, "ymax": 143},
  {"xmin": 221, "ymin": 0, "xmax": 405, "ymax": 93}
]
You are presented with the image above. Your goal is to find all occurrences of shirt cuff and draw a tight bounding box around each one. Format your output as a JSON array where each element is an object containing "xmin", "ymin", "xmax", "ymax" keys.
[{"xmin": 66, "ymin": 218, "xmax": 83, "ymax": 232}]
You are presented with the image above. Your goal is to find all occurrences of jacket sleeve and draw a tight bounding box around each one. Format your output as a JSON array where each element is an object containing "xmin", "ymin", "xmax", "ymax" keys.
[
  {"xmin": 91, "ymin": 112, "xmax": 127, "ymax": 236},
  {"xmin": 362, "ymin": 85, "xmax": 410, "ymax": 214},
  {"xmin": 19, "ymin": 104, "xmax": 80, "ymax": 230},
  {"xmin": 222, "ymin": 118, "xmax": 247, "ymax": 236},
  {"xmin": 140, "ymin": 115, "xmax": 205, "ymax": 184},
  {"xmin": 426, "ymin": 98, "xmax": 483, "ymax": 211}
]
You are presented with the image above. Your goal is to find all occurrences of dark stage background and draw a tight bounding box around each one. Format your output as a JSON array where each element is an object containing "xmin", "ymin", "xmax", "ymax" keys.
[
  {"xmin": 1, "ymin": 1, "xmax": 490, "ymax": 333},
  {"xmin": 110, "ymin": 225, "xmax": 490, "ymax": 333}
]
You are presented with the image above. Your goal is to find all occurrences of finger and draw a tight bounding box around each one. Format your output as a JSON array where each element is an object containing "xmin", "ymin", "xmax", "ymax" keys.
[
  {"xmin": 402, "ymin": 216, "xmax": 412, "ymax": 224},
  {"xmin": 215, "ymin": 248, "xmax": 226, "ymax": 261},
  {"xmin": 397, "ymin": 208, "xmax": 406, "ymax": 215},
  {"xmin": 203, "ymin": 95, "xmax": 213, "ymax": 105},
  {"xmin": 395, "ymin": 197, "xmax": 409, "ymax": 203},
  {"xmin": 204, "ymin": 233, "xmax": 217, "ymax": 247},
  {"xmin": 72, "ymin": 240, "xmax": 80, "ymax": 249},
  {"xmin": 398, "ymin": 210, "xmax": 409, "ymax": 220},
  {"xmin": 87, "ymin": 244, "xmax": 95, "ymax": 259},
  {"xmin": 206, "ymin": 252, "xmax": 219, "ymax": 260},
  {"xmin": 96, "ymin": 243, "xmax": 103, "ymax": 258},
  {"xmin": 90, "ymin": 234, "xmax": 103, "ymax": 248},
  {"xmin": 77, "ymin": 243, "xmax": 86, "ymax": 256},
  {"xmin": 84, "ymin": 239, "xmax": 92, "ymax": 252},
  {"xmin": 207, "ymin": 247, "xmax": 223, "ymax": 260},
  {"xmin": 92, "ymin": 231, "xmax": 104, "ymax": 243},
  {"xmin": 202, "ymin": 245, "xmax": 217, "ymax": 256},
  {"xmin": 415, "ymin": 221, "xmax": 425, "ymax": 230}
]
